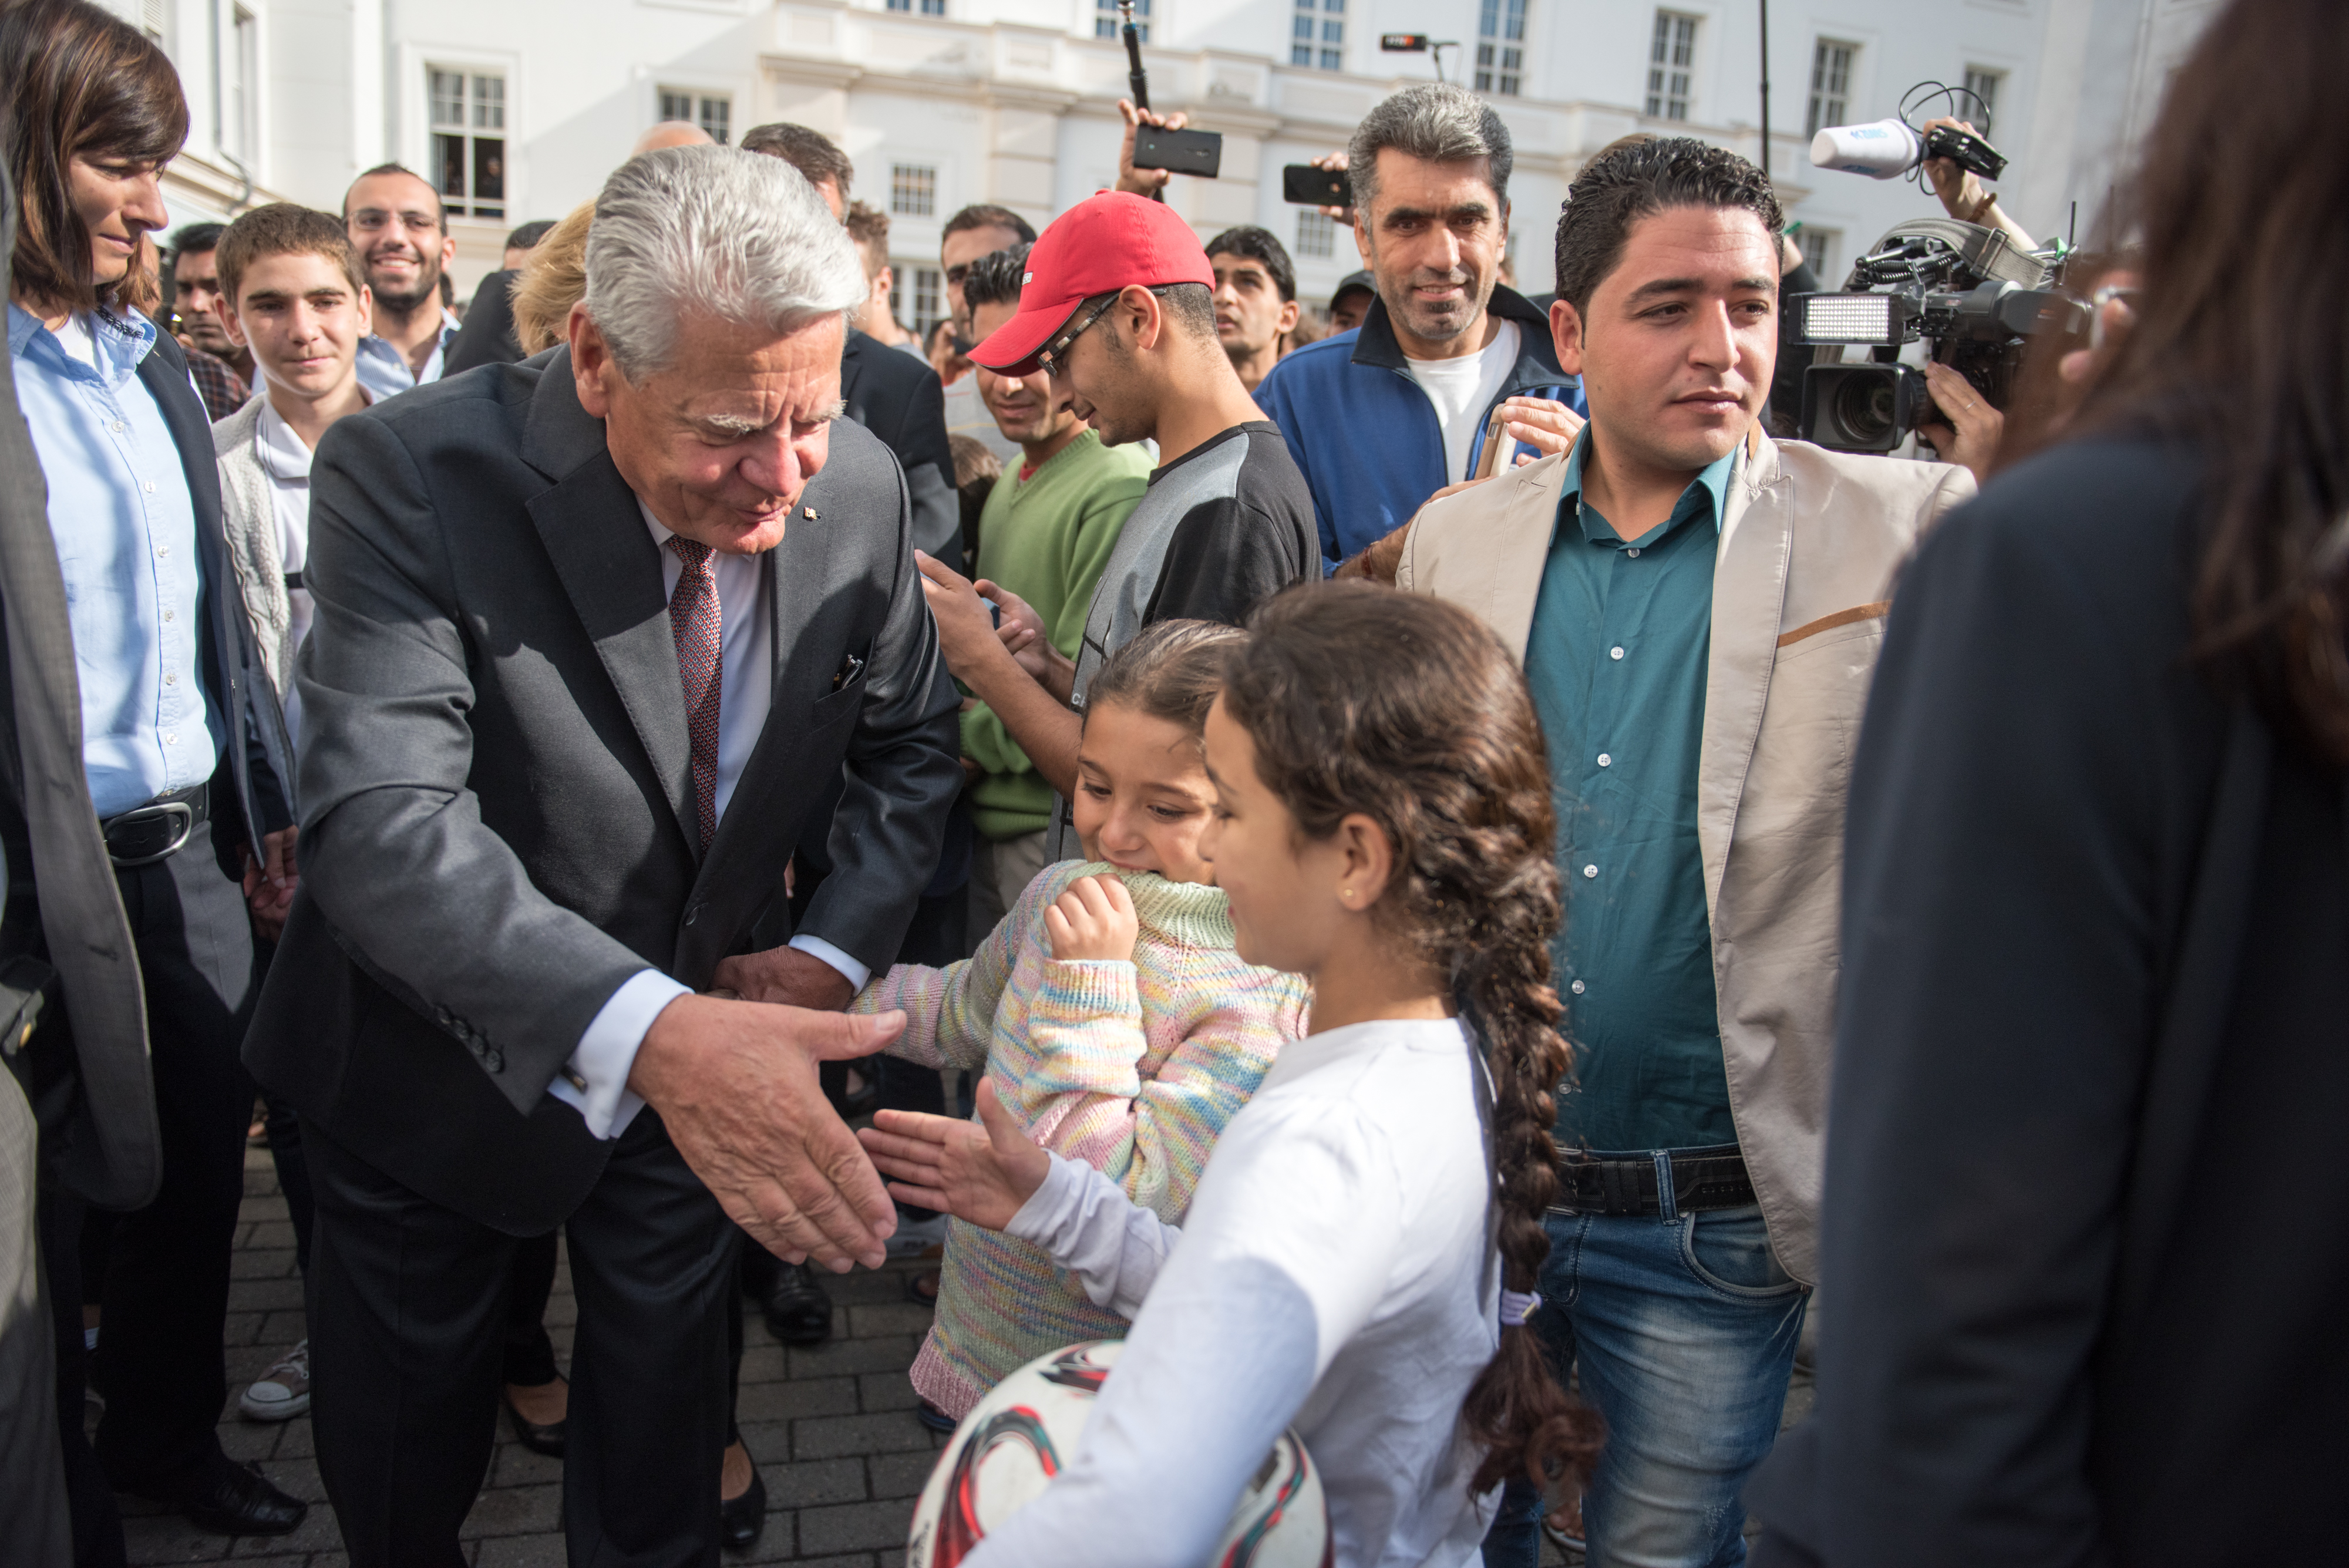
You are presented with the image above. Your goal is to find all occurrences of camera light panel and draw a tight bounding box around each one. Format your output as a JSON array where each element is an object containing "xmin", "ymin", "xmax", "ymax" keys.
[{"xmin": 1801, "ymin": 293, "xmax": 1906, "ymax": 345}]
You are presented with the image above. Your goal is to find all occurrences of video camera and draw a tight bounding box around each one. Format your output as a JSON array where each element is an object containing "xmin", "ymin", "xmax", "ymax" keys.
[{"xmin": 1789, "ymin": 220, "xmax": 2079, "ymax": 454}]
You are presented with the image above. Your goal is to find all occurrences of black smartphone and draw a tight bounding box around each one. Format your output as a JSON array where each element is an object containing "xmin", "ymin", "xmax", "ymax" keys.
[
  {"xmin": 1133, "ymin": 126, "xmax": 1223, "ymax": 180},
  {"xmin": 1282, "ymin": 164, "xmax": 1350, "ymax": 207}
]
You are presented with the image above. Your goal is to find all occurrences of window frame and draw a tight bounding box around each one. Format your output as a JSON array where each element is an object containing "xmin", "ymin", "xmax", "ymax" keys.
[
  {"xmin": 1961, "ymin": 65, "xmax": 2006, "ymax": 139},
  {"xmin": 1806, "ymin": 38, "xmax": 1859, "ymax": 139},
  {"xmin": 1475, "ymin": 0, "xmax": 1527, "ymax": 97},
  {"xmin": 1295, "ymin": 208, "xmax": 1335, "ymax": 260},
  {"xmin": 890, "ymin": 163, "xmax": 938, "ymax": 219},
  {"xmin": 657, "ymin": 88, "xmax": 733, "ymax": 145},
  {"xmin": 1647, "ymin": 11, "xmax": 1698, "ymax": 122},
  {"xmin": 427, "ymin": 64, "xmax": 510, "ymax": 222},
  {"xmin": 1291, "ymin": 0, "xmax": 1345, "ymax": 72},
  {"xmin": 1095, "ymin": 0, "xmax": 1149, "ymax": 42}
]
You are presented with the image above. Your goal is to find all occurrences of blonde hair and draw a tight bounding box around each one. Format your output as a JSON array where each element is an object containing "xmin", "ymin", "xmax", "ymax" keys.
[{"xmin": 510, "ymin": 200, "xmax": 593, "ymax": 355}]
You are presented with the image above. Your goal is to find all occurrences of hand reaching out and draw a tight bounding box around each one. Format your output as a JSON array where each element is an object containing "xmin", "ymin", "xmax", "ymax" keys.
[
  {"xmin": 858, "ymin": 1079, "xmax": 1051, "ymax": 1233},
  {"xmin": 1115, "ymin": 100, "xmax": 1190, "ymax": 199},
  {"xmin": 1045, "ymin": 874, "xmax": 1138, "ymax": 962}
]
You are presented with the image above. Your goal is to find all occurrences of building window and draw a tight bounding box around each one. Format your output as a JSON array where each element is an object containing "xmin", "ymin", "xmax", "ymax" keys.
[
  {"xmin": 1801, "ymin": 226, "xmax": 1842, "ymax": 286},
  {"xmin": 659, "ymin": 90, "xmax": 732, "ymax": 145},
  {"xmin": 429, "ymin": 68, "xmax": 506, "ymax": 220},
  {"xmin": 1962, "ymin": 65, "xmax": 2005, "ymax": 137},
  {"xmin": 227, "ymin": 6, "xmax": 259, "ymax": 163},
  {"xmin": 1095, "ymin": 0, "xmax": 1148, "ymax": 41},
  {"xmin": 1647, "ymin": 12, "xmax": 1697, "ymax": 120},
  {"xmin": 1476, "ymin": 0, "xmax": 1526, "ymax": 96},
  {"xmin": 1295, "ymin": 209, "xmax": 1335, "ymax": 259},
  {"xmin": 1807, "ymin": 39, "xmax": 1857, "ymax": 137},
  {"xmin": 140, "ymin": 0, "xmax": 168, "ymax": 45},
  {"xmin": 886, "ymin": 0, "xmax": 948, "ymax": 12},
  {"xmin": 890, "ymin": 164, "xmax": 937, "ymax": 218},
  {"xmin": 891, "ymin": 264, "xmax": 946, "ymax": 341},
  {"xmin": 1292, "ymin": 0, "xmax": 1344, "ymax": 72}
]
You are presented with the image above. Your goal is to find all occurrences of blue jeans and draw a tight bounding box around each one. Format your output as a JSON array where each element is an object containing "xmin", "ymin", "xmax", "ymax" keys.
[{"xmin": 1482, "ymin": 1198, "xmax": 1808, "ymax": 1568}]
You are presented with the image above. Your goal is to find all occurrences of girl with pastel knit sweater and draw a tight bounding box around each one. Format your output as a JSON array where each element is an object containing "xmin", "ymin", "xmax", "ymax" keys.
[{"xmin": 852, "ymin": 619, "xmax": 1311, "ymax": 1428}]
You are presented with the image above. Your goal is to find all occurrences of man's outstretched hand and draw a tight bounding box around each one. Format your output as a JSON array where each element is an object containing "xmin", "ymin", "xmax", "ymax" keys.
[{"xmin": 628, "ymin": 993, "xmax": 903, "ymax": 1271}]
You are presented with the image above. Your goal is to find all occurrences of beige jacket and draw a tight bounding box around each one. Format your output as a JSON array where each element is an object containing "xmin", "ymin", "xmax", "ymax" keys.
[
  {"xmin": 211, "ymin": 396, "xmax": 298, "ymax": 807},
  {"xmin": 1395, "ymin": 429, "xmax": 1974, "ymax": 1284}
]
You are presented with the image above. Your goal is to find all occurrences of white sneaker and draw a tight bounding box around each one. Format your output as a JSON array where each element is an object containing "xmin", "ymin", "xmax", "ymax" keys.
[
  {"xmin": 885, "ymin": 1211, "xmax": 949, "ymax": 1258},
  {"xmin": 238, "ymin": 1339, "xmax": 311, "ymax": 1422}
]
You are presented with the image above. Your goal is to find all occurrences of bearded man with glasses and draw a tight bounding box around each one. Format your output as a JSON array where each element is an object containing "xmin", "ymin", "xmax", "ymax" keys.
[{"xmin": 341, "ymin": 163, "xmax": 461, "ymax": 400}]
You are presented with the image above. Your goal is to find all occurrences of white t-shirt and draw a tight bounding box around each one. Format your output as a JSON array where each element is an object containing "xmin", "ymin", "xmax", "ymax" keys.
[
  {"xmin": 1404, "ymin": 318, "xmax": 1520, "ymax": 484},
  {"xmin": 977, "ymin": 1016, "xmax": 1502, "ymax": 1568}
]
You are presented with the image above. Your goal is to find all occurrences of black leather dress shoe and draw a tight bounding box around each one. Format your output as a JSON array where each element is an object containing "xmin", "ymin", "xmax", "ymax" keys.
[
  {"xmin": 760, "ymin": 1260, "xmax": 833, "ymax": 1346},
  {"xmin": 166, "ymin": 1458, "xmax": 307, "ymax": 1535},
  {"xmin": 503, "ymin": 1379, "xmax": 568, "ymax": 1457},
  {"xmin": 720, "ymin": 1464, "xmax": 768, "ymax": 1551}
]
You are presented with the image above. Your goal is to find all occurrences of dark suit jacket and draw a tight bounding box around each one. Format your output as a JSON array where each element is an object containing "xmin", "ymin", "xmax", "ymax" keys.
[
  {"xmin": 243, "ymin": 349, "xmax": 961, "ymax": 1233},
  {"xmin": 445, "ymin": 268, "xmax": 523, "ymax": 374},
  {"xmin": 1746, "ymin": 439, "xmax": 2349, "ymax": 1565},
  {"xmin": 842, "ymin": 328, "xmax": 958, "ymax": 564}
]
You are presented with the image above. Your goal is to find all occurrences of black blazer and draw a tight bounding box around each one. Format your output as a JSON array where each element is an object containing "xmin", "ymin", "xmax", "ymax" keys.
[
  {"xmin": 1746, "ymin": 438, "xmax": 2349, "ymax": 1565},
  {"xmin": 841, "ymin": 328, "xmax": 958, "ymax": 563},
  {"xmin": 445, "ymin": 268, "xmax": 523, "ymax": 374},
  {"xmin": 243, "ymin": 350, "xmax": 962, "ymax": 1233}
]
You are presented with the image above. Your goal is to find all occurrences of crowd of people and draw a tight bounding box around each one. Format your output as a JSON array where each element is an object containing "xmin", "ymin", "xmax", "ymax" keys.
[{"xmin": 2, "ymin": 0, "xmax": 2344, "ymax": 1563}]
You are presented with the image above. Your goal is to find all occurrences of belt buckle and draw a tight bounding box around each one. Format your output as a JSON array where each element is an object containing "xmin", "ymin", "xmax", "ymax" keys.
[{"xmin": 106, "ymin": 800, "xmax": 194, "ymax": 868}]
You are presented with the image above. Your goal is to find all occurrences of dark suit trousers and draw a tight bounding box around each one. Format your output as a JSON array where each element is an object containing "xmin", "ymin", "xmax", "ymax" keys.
[
  {"xmin": 76, "ymin": 819, "xmax": 257, "ymax": 1492},
  {"xmin": 305, "ymin": 1106, "xmax": 736, "ymax": 1567}
]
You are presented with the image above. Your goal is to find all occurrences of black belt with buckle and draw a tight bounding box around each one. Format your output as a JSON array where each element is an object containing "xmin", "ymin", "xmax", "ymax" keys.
[
  {"xmin": 101, "ymin": 783, "xmax": 208, "ymax": 869},
  {"xmin": 1552, "ymin": 1143, "xmax": 1756, "ymax": 1217}
]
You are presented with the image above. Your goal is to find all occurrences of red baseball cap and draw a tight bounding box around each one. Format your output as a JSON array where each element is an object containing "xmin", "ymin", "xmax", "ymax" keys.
[{"xmin": 968, "ymin": 191, "xmax": 1216, "ymax": 376}]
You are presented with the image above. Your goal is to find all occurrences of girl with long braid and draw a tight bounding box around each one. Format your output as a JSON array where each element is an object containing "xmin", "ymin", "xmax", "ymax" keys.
[{"xmin": 859, "ymin": 581, "xmax": 1601, "ymax": 1567}]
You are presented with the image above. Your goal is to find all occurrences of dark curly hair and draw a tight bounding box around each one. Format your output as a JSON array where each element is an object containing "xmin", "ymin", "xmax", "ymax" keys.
[
  {"xmin": 1219, "ymin": 580, "xmax": 1601, "ymax": 1493},
  {"xmin": 1553, "ymin": 136, "xmax": 1782, "ymax": 318}
]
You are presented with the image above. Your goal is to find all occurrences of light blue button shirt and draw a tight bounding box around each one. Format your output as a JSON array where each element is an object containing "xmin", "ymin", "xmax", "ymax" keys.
[
  {"xmin": 354, "ymin": 314, "xmax": 460, "ymax": 402},
  {"xmin": 8, "ymin": 303, "xmax": 223, "ymax": 817}
]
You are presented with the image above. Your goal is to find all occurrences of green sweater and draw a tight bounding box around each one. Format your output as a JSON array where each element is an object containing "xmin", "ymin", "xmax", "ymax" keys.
[{"xmin": 961, "ymin": 430, "xmax": 1152, "ymax": 839}]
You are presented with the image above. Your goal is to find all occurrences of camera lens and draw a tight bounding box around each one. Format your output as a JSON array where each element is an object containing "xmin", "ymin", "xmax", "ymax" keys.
[{"xmin": 1834, "ymin": 372, "xmax": 1900, "ymax": 447}]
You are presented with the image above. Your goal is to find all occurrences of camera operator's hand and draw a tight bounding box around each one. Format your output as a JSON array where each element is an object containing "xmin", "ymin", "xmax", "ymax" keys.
[
  {"xmin": 1310, "ymin": 150, "xmax": 1355, "ymax": 226},
  {"xmin": 1921, "ymin": 117, "xmax": 2036, "ymax": 251},
  {"xmin": 1115, "ymin": 100, "xmax": 1190, "ymax": 199},
  {"xmin": 1919, "ymin": 362, "xmax": 2005, "ymax": 486}
]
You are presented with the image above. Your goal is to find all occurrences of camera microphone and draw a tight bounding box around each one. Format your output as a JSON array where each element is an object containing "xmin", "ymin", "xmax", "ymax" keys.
[{"xmin": 1812, "ymin": 119, "xmax": 2007, "ymax": 182}]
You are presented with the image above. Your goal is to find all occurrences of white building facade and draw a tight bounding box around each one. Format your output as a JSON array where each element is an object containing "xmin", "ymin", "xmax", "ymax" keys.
[{"xmin": 111, "ymin": 0, "xmax": 2209, "ymax": 324}]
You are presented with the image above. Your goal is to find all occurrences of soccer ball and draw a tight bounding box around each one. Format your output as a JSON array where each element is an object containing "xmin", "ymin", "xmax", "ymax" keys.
[{"xmin": 905, "ymin": 1340, "xmax": 1332, "ymax": 1567}]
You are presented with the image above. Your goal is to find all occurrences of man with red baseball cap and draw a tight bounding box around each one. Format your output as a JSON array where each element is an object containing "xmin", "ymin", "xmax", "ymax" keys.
[{"xmin": 914, "ymin": 193, "xmax": 1316, "ymax": 853}]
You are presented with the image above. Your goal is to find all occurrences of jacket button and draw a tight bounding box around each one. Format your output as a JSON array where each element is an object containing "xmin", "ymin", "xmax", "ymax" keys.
[
  {"xmin": 684, "ymin": 903, "xmax": 701, "ymax": 928},
  {"xmin": 482, "ymin": 1048, "xmax": 503, "ymax": 1072}
]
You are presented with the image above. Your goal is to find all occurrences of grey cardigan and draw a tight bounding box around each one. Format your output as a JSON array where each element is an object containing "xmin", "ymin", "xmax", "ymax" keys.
[{"xmin": 211, "ymin": 395, "xmax": 298, "ymax": 812}]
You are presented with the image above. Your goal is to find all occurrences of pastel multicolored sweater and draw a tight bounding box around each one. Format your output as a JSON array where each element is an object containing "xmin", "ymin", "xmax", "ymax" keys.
[{"xmin": 854, "ymin": 859, "xmax": 1311, "ymax": 1416}]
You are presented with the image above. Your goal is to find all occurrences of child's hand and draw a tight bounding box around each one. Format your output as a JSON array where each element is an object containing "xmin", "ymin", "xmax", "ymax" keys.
[
  {"xmin": 1045, "ymin": 874, "xmax": 1139, "ymax": 963},
  {"xmin": 857, "ymin": 1081, "xmax": 1049, "ymax": 1233}
]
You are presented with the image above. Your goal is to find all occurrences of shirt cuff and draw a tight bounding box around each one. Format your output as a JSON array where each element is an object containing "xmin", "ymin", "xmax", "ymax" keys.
[
  {"xmin": 548, "ymin": 970, "xmax": 689, "ymax": 1140},
  {"xmin": 788, "ymin": 933, "xmax": 871, "ymax": 992}
]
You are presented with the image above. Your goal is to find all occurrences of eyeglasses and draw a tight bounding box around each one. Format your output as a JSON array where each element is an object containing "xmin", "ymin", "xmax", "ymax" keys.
[{"xmin": 1035, "ymin": 293, "xmax": 1119, "ymax": 379}]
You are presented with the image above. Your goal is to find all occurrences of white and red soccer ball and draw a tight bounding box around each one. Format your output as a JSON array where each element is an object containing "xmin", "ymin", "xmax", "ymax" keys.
[{"xmin": 906, "ymin": 1340, "xmax": 1331, "ymax": 1567}]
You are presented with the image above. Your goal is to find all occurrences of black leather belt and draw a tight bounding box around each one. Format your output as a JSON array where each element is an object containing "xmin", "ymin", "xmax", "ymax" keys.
[
  {"xmin": 1552, "ymin": 1143, "xmax": 1756, "ymax": 1217},
  {"xmin": 101, "ymin": 783, "xmax": 208, "ymax": 869}
]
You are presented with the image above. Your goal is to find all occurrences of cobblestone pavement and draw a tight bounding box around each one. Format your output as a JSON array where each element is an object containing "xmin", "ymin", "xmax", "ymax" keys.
[
  {"xmin": 105, "ymin": 1149, "xmax": 1806, "ymax": 1566},
  {"xmin": 106, "ymin": 1144, "xmax": 947, "ymax": 1566}
]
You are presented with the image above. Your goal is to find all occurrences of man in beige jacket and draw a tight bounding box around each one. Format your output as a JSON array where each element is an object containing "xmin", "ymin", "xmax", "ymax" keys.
[{"xmin": 1387, "ymin": 140, "xmax": 1975, "ymax": 1567}]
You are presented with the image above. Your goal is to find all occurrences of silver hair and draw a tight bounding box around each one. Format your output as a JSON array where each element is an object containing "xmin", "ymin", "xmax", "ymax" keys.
[
  {"xmin": 583, "ymin": 144, "xmax": 867, "ymax": 380},
  {"xmin": 1347, "ymin": 82, "xmax": 1514, "ymax": 213}
]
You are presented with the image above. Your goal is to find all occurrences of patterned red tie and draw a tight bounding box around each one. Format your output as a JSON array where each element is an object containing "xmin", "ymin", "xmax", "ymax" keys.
[{"xmin": 666, "ymin": 536, "xmax": 722, "ymax": 850}]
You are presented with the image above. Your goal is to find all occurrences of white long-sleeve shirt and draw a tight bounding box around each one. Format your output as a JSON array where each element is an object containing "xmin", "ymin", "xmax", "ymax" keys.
[{"xmin": 977, "ymin": 1016, "xmax": 1502, "ymax": 1568}]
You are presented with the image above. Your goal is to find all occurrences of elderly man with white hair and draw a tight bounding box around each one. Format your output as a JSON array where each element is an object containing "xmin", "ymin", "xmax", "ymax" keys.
[{"xmin": 242, "ymin": 144, "xmax": 962, "ymax": 1562}]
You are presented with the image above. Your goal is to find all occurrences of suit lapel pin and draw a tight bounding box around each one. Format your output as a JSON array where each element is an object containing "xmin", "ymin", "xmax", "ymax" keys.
[{"xmin": 803, "ymin": 506, "xmax": 817, "ymax": 521}]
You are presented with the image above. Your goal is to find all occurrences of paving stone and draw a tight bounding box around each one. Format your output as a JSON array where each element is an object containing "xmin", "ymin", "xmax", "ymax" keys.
[
  {"xmin": 231, "ymin": 1246, "xmax": 298, "ymax": 1280},
  {"xmin": 223, "ymin": 1498, "xmax": 344, "ymax": 1554},
  {"xmin": 459, "ymin": 1480, "xmax": 563, "ymax": 1539},
  {"xmin": 221, "ymin": 1311, "xmax": 265, "ymax": 1348},
  {"xmin": 226, "ymin": 1277, "xmax": 305, "ymax": 1312},
  {"xmin": 737, "ymin": 1344, "xmax": 788, "ymax": 1384},
  {"xmin": 855, "ymin": 1372, "xmax": 919, "ymax": 1414},
  {"xmin": 844, "ymin": 1303, "xmax": 936, "ymax": 1340},
  {"xmin": 216, "ymin": 1417, "xmax": 282, "ymax": 1462},
  {"xmin": 792, "ymin": 1411, "xmax": 938, "ymax": 1462},
  {"xmin": 734, "ymin": 1375, "xmax": 859, "ymax": 1423},
  {"xmin": 755, "ymin": 1455, "xmax": 867, "ymax": 1509},
  {"xmin": 796, "ymin": 1495, "xmax": 916, "ymax": 1556},
  {"xmin": 120, "ymin": 1512, "xmax": 234, "ymax": 1565},
  {"xmin": 491, "ymin": 1438, "xmax": 566, "ymax": 1488},
  {"xmin": 245, "ymin": 1219, "xmax": 299, "ymax": 1251},
  {"xmin": 257, "ymin": 1310, "xmax": 311, "ymax": 1344},
  {"xmin": 274, "ymin": 1416, "xmax": 316, "ymax": 1459},
  {"xmin": 866, "ymin": 1449, "xmax": 938, "ymax": 1500},
  {"xmin": 474, "ymin": 1536, "xmax": 571, "ymax": 1568},
  {"xmin": 788, "ymin": 1335, "xmax": 923, "ymax": 1378}
]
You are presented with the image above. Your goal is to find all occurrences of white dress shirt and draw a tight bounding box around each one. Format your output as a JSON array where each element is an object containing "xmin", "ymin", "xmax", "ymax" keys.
[
  {"xmin": 251, "ymin": 397, "xmax": 322, "ymax": 745},
  {"xmin": 546, "ymin": 500, "xmax": 870, "ymax": 1139}
]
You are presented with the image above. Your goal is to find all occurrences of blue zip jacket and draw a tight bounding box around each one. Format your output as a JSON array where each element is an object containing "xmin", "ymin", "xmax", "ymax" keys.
[{"xmin": 1258, "ymin": 284, "xmax": 1584, "ymax": 568}]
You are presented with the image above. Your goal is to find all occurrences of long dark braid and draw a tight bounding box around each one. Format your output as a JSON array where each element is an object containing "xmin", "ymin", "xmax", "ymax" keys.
[{"xmin": 1220, "ymin": 580, "xmax": 1601, "ymax": 1492}]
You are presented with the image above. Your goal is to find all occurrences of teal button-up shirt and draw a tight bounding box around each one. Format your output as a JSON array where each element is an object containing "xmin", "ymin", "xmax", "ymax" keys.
[{"xmin": 1525, "ymin": 438, "xmax": 1737, "ymax": 1153}]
